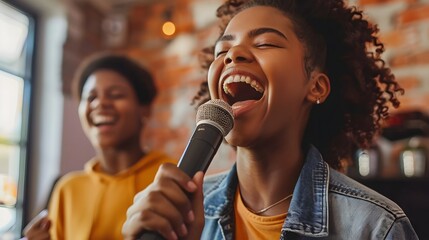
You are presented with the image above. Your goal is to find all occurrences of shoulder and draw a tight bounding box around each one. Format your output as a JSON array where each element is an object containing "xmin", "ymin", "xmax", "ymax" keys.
[
  {"xmin": 327, "ymin": 168, "xmax": 418, "ymax": 239},
  {"xmin": 53, "ymin": 171, "xmax": 91, "ymax": 192},
  {"xmin": 130, "ymin": 151, "xmax": 176, "ymax": 176},
  {"xmin": 146, "ymin": 151, "xmax": 177, "ymax": 165},
  {"xmin": 328, "ymin": 168, "xmax": 406, "ymax": 218}
]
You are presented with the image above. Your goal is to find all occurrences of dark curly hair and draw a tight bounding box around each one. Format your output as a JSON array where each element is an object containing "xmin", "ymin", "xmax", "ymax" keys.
[
  {"xmin": 72, "ymin": 52, "xmax": 157, "ymax": 105},
  {"xmin": 194, "ymin": 0, "xmax": 404, "ymax": 169}
]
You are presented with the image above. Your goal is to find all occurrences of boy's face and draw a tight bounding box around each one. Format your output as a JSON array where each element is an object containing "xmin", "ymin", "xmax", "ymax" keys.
[
  {"xmin": 78, "ymin": 70, "xmax": 148, "ymax": 149},
  {"xmin": 208, "ymin": 6, "xmax": 314, "ymax": 147}
]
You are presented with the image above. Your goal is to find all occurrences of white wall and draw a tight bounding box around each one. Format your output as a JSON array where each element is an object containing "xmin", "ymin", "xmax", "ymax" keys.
[{"xmin": 60, "ymin": 97, "xmax": 94, "ymax": 174}]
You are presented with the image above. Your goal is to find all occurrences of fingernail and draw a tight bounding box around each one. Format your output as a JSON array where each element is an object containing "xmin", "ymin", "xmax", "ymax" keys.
[
  {"xmin": 170, "ymin": 231, "xmax": 178, "ymax": 240},
  {"xmin": 188, "ymin": 210, "xmax": 195, "ymax": 222},
  {"xmin": 180, "ymin": 224, "xmax": 188, "ymax": 236}
]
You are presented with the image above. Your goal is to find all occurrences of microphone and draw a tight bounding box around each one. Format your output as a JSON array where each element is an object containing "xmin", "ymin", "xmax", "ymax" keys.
[{"xmin": 139, "ymin": 99, "xmax": 234, "ymax": 240}]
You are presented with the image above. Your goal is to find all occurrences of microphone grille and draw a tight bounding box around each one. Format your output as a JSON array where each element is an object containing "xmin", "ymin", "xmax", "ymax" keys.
[{"xmin": 196, "ymin": 99, "xmax": 234, "ymax": 137}]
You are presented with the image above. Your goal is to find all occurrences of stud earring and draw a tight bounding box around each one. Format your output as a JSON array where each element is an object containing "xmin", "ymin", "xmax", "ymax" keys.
[{"xmin": 316, "ymin": 98, "xmax": 321, "ymax": 105}]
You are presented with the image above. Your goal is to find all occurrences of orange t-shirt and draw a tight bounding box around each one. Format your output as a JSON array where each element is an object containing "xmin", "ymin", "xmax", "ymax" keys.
[{"xmin": 234, "ymin": 190, "xmax": 287, "ymax": 240}]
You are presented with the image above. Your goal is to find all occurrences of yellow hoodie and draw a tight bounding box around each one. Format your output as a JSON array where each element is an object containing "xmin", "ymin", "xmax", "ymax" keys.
[{"xmin": 48, "ymin": 151, "xmax": 176, "ymax": 240}]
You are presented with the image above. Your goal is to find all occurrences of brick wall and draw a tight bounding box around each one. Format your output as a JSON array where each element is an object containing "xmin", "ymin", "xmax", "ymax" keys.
[
  {"xmin": 140, "ymin": 0, "xmax": 429, "ymax": 174},
  {"xmin": 61, "ymin": 0, "xmax": 429, "ymax": 174},
  {"xmin": 126, "ymin": 1, "xmax": 236, "ymax": 174},
  {"xmin": 62, "ymin": 0, "xmax": 235, "ymax": 174},
  {"xmin": 356, "ymin": 0, "xmax": 429, "ymax": 111}
]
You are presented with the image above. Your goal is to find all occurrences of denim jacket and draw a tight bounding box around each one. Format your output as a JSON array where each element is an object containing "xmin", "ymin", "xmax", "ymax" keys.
[{"xmin": 202, "ymin": 146, "xmax": 418, "ymax": 239}]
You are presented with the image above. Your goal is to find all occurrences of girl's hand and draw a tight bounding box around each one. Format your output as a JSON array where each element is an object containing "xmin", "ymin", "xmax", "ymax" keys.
[
  {"xmin": 23, "ymin": 210, "xmax": 51, "ymax": 240},
  {"xmin": 122, "ymin": 163, "xmax": 205, "ymax": 240}
]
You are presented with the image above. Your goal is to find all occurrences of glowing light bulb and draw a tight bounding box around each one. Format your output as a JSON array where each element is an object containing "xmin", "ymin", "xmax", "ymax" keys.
[{"xmin": 162, "ymin": 21, "xmax": 176, "ymax": 36}]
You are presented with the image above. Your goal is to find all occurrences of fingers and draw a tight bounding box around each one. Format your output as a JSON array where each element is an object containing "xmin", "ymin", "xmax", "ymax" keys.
[
  {"xmin": 192, "ymin": 171, "xmax": 205, "ymax": 210},
  {"xmin": 154, "ymin": 163, "xmax": 198, "ymax": 193},
  {"xmin": 25, "ymin": 228, "xmax": 51, "ymax": 240},
  {"xmin": 23, "ymin": 209, "xmax": 48, "ymax": 234},
  {"xmin": 23, "ymin": 210, "xmax": 50, "ymax": 235},
  {"xmin": 123, "ymin": 210, "xmax": 180, "ymax": 240},
  {"xmin": 184, "ymin": 171, "xmax": 205, "ymax": 240},
  {"xmin": 125, "ymin": 195, "xmax": 184, "ymax": 240},
  {"xmin": 23, "ymin": 210, "xmax": 51, "ymax": 240},
  {"xmin": 138, "ymin": 189, "xmax": 191, "ymax": 237},
  {"xmin": 41, "ymin": 220, "xmax": 51, "ymax": 231},
  {"xmin": 122, "ymin": 164, "xmax": 204, "ymax": 240}
]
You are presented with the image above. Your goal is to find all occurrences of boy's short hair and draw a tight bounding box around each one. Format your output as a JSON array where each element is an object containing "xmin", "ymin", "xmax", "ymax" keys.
[{"xmin": 73, "ymin": 53, "xmax": 157, "ymax": 105}]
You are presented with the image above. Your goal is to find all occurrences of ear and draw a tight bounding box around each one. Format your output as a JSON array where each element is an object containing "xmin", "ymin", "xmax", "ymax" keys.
[{"xmin": 306, "ymin": 71, "xmax": 330, "ymax": 105}]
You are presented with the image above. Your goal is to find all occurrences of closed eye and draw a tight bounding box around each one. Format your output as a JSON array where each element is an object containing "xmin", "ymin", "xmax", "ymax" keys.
[
  {"xmin": 85, "ymin": 94, "xmax": 96, "ymax": 103},
  {"xmin": 255, "ymin": 43, "xmax": 280, "ymax": 48},
  {"xmin": 109, "ymin": 94, "xmax": 126, "ymax": 100},
  {"xmin": 215, "ymin": 50, "xmax": 228, "ymax": 58}
]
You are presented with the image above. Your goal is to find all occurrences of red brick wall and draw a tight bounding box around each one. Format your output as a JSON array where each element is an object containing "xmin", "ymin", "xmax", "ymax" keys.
[
  {"xmin": 357, "ymin": 0, "xmax": 429, "ymax": 111},
  {"xmin": 127, "ymin": 2, "xmax": 236, "ymax": 174},
  {"xmin": 62, "ymin": 0, "xmax": 235, "ymax": 174},
  {"xmin": 140, "ymin": 0, "xmax": 429, "ymax": 173},
  {"xmin": 61, "ymin": 0, "xmax": 429, "ymax": 174}
]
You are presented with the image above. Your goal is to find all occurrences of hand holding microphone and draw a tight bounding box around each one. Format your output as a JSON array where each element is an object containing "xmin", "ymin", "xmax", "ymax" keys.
[{"xmin": 122, "ymin": 99, "xmax": 234, "ymax": 240}]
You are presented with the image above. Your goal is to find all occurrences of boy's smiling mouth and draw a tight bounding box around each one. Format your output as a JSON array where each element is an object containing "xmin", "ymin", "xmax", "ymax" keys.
[
  {"xmin": 91, "ymin": 114, "xmax": 117, "ymax": 127},
  {"xmin": 222, "ymin": 74, "xmax": 264, "ymax": 105}
]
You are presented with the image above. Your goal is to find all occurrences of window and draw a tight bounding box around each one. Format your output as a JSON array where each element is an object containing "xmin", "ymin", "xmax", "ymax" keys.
[{"xmin": 0, "ymin": 0, "xmax": 35, "ymax": 238}]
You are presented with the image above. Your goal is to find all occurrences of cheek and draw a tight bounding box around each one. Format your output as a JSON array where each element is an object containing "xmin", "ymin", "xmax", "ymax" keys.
[
  {"xmin": 264, "ymin": 67, "xmax": 308, "ymax": 109},
  {"xmin": 264, "ymin": 58, "xmax": 306, "ymax": 88},
  {"xmin": 78, "ymin": 104, "xmax": 89, "ymax": 125},
  {"xmin": 77, "ymin": 104, "xmax": 93, "ymax": 140},
  {"xmin": 119, "ymin": 105, "xmax": 141, "ymax": 126},
  {"xmin": 260, "ymin": 50, "xmax": 305, "ymax": 76},
  {"xmin": 207, "ymin": 59, "xmax": 224, "ymax": 98}
]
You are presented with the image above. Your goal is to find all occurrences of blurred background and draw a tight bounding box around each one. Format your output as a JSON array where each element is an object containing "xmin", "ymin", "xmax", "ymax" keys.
[{"xmin": 0, "ymin": 0, "xmax": 428, "ymax": 239}]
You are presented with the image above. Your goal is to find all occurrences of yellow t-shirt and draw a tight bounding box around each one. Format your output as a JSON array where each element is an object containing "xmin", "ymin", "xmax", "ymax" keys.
[
  {"xmin": 48, "ymin": 151, "xmax": 176, "ymax": 240},
  {"xmin": 234, "ymin": 190, "xmax": 287, "ymax": 240}
]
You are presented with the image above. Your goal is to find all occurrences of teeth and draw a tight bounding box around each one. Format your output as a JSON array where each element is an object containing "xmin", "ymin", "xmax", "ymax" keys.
[
  {"xmin": 92, "ymin": 115, "xmax": 115, "ymax": 125},
  {"xmin": 223, "ymin": 84, "xmax": 230, "ymax": 96},
  {"xmin": 223, "ymin": 75, "xmax": 264, "ymax": 95},
  {"xmin": 245, "ymin": 76, "xmax": 251, "ymax": 84}
]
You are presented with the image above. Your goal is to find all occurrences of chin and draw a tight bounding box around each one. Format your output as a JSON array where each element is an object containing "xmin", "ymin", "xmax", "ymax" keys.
[
  {"xmin": 96, "ymin": 139, "xmax": 119, "ymax": 148},
  {"xmin": 225, "ymin": 132, "xmax": 253, "ymax": 149}
]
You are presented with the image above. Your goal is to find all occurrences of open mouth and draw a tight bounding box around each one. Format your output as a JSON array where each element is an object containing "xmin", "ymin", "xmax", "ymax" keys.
[
  {"xmin": 222, "ymin": 75, "xmax": 264, "ymax": 105},
  {"xmin": 92, "ymin": 115, "xmax": 116, "ymax": 127}
]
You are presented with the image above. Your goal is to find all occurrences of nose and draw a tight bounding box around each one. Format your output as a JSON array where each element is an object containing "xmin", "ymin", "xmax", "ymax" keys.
[
  {"xmin": 224, "ymin": 45, "xmax": 253, "ymax": 65},
  {"xmin": 90, "ymin": 95, "xmax": 112, "ymax": 109}
]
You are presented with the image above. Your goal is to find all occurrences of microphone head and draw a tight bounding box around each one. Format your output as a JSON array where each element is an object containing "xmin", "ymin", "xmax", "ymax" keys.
[{"xmin": 196, "ymin": 99, "xmax": 234, "ymax": 137}]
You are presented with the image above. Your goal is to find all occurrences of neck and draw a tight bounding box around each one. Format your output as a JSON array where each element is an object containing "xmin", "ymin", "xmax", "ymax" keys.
[
  {"xmin": 236, "ymin": 137, "xmax": 304, "ymax": 215},
  {"xmin": 95, "ymin": 142, "xmax": 144, "ymax": 174}
]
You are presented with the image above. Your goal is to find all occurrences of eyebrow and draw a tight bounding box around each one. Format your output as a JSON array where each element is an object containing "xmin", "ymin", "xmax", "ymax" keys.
[
  {"xmin": 83, "ymin": 85, "xmax": 128, "ymax": 95},
  {"xmin": 216, "ymin": 27, "xmax": 288, "ymax": 44}
]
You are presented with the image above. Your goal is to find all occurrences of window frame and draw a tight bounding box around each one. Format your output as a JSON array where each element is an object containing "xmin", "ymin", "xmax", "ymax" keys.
[{"xmin": 0, "ymin": 0, "xmax": 37, "ymax": 237}]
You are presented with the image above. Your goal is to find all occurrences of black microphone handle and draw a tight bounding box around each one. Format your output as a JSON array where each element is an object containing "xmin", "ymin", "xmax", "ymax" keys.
[
  {"xmin": 137, "ymin": 232, "xmax": 164, "ymax": 240},
  {"xmin": 177, "ymin": 123, "xmax": 224, "ymax": 176},
  {"xmin": 138, "ymin": 123, "xmax": 223, "ymax": 240}
]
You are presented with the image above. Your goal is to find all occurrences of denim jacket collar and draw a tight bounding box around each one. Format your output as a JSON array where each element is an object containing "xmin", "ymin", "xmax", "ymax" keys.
[
  {"xmin": 204, "ymin": 164, "xmax": 238, "ymax": 218},
  {"xmin": 203, "ymin": 145, "xmax": 329, "ymax": 238},
  {"xmin": 284, "ymin": 145, "xmax": 329, "ymax": 237}
]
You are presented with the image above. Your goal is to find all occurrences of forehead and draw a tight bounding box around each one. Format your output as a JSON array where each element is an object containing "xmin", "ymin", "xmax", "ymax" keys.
[
  {"xmin": 82, "ymin": 69, "xmax": 132, "ymax": 91},
  {"xmin": 224, "ymin": 6, "xmax": 294, "ymax": 36}
]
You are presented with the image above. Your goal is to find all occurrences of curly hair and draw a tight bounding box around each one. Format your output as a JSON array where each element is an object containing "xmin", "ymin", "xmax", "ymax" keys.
[{"xmin": 194, "ymin": 0, "xmax": 404, "ymax": 169}]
